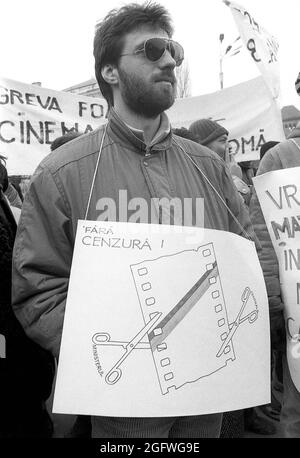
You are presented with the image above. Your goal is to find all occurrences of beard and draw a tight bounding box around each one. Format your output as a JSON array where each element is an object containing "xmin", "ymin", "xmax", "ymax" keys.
[{"xmin": 117, "ymin": 66, "xmax": 176, "ymax": 119}]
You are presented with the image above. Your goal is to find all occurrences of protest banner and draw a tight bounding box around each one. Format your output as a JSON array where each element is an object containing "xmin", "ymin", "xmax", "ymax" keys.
[
  {"xmin": 53, "ymin": 221, "xmax": 270, "ymax": 417},
  {"xmin": 1, "ymin": 75, "xmax": 285, "ymax": 174},
  {"xmin": 167, "ymin": 76, "xmax": 285, "ymax": 162},
  {"xmin": 253, "ymin": 167, "xmax": 300, "ymax": 391},
  {"xmin": 0, "ymin": 77, "xmax": 107, "ymax": 175},
  {"xmin": 224, "ymin": 0, "xmax": 280, "ymax": 99}
]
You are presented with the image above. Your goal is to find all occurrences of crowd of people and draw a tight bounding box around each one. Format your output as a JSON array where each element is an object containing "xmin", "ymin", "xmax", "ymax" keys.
[{"xmin": 0, "ymin": 1, "xmax": 299, "ymax": 439}]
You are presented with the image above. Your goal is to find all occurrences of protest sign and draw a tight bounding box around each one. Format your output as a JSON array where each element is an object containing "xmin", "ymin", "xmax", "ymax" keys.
[
  {"xmin": 0, "ymin": 77, "xmax": 107, "ymax": 175},
  {"xmin": 254, "ymin": 167, "xmax": 300, "ymax": 391},
  {"xmin": 53, "ymin": 221, "xmax": 270, "ymax": 417},
  {"xmin": 167, "ymin": 76, "xmax": 285, "ymax": 162},
  {"xmin": 224, "ymin": 0, "xmax": 280, "ymax": 99},
  {"xmin": 1, "ymin": 75, "xmax": 285, "ymax": 174}
]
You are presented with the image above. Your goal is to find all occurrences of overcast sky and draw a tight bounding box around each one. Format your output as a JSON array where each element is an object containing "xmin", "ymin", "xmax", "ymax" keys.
[{"xmin": 2, "ymin": 0, "xmax": 299, "ymax": 109}]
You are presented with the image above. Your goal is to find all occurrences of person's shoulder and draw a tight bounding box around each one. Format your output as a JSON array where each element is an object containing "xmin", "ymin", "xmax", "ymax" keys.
[
  {"xmin": 258, "ymin": 138, "xmax": 300, "ymax": 174},
  {"xmin": 40, "ymin": 125, "xmax": 108, "ymax": 173}
]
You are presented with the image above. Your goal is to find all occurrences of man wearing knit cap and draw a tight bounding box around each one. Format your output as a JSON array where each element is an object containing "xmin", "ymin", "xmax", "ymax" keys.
[
  {"xmin": 189, "ymin": 119, "xmax": 251, "ymax": 205},
  {"xmin": 189, "ymin": 119, "xmax": 229, "ymax": 161}
]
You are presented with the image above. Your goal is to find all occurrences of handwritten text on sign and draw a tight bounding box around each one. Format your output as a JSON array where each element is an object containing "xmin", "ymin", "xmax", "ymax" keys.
[{"xmin": 254, "ymin": 167, "xmax": 300, "ymax": 391}]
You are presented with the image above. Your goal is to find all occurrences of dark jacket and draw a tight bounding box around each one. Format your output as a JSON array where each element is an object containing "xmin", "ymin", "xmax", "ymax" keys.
[{"xmin": 0, "ymin": 188, "xmax": 55, "ymax": 437}]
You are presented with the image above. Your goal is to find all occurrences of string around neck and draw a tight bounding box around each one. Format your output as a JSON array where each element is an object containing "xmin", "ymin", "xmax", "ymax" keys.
[{"xmin": 84, "ymin": 123, "xmax": 108, "ymax": 220}]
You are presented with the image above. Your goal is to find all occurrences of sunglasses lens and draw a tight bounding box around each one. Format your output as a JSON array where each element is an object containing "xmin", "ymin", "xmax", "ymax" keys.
[
  {"xmin": 170, "ymin": 41, "xmax": 184, "ymax": 66},
  {"xmin": 145, "ymin": 38, "xmax": 184, "ymax": 66},
  {"xmin": 145, "ymin": 38, "xmax": 166, "ymax": 61}
]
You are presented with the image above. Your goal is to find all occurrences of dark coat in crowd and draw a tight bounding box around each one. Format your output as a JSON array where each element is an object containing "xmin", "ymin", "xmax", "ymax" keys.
[{"xmin": 0, "ymin": 167, "xmax": 55, "ymax": 438}]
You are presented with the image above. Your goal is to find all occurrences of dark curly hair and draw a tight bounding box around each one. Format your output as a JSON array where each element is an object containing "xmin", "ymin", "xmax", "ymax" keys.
[{"xmin": 94, "ymin": 2, "xmax": 174, "ymax": 108}]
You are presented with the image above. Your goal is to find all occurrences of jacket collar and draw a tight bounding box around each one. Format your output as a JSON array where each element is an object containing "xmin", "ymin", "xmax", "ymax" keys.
[{"xmin": 107, "ymin": 107, "xmax": 173, "ymax": 154}]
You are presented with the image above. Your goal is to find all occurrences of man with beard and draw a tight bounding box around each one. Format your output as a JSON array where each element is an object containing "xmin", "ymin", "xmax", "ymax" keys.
[{"xmin": 12, "ymin": 2, "xmax": 255, "ymax": 438}]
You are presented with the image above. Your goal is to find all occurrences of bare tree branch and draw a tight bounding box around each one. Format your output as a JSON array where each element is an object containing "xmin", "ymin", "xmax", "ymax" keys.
[{"xmin": 175, "ymin": 60, "xmax": 191, "ymax": 98}]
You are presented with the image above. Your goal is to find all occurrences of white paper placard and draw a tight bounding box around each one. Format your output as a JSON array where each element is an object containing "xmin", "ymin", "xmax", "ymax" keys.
[
  {"xmin": 53, "ymin": 221, "xmax": 270, "ymax": 417},
  {"xmin": 254, "ymin": 167, "xmax": 300, "ymax": 391}
]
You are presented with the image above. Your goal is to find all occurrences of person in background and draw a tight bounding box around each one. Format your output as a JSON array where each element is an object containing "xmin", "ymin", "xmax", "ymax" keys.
[
  {"xmin": 9, "ymin": 177, "xmax": 24, "ymax": 204},
  {"xmin": 235, "ymin": 142, "xmax": 279, "ymax": 208},
  {"xmin": 5, "ymin": 180, "xmax": 23, "ymax": 210},
  {"xmin": 257, "ymin": 140, "xmax": 283, "ymax": 425},
  {"xmin": 242, "ymin": 141, "xmax": 281, "ymax": 436},
  {"xmin": 0, "ymin": 155, "xmax": 23, "ymax": 217},
  {"xmin": 189, "ymin": 119, "xmax": 251, "ymax": 205},
  {"xmin": 172, "ymin": 126, "xmax": 197, "ymax": 142},
  {"xmin": 189, "ymin": 118, "xmax": 229, "ymax": 162},
  {"xmin": 12, "ymin": 2, "xmax": 255, "ymax": 438},
  {"xmin": 260, "ymin": 141, "xmax": 279, "ymax": 161},
  {"xmin": 50, "ymin": 130, "xmax": 82, "ymax": 152},
  {"xmin": 250, "ymin": 124, "xmax": 300, "ymax": 437},
  {"xmin": 0, "ymin": 157, "xmax": 55, "ymax": 438}
]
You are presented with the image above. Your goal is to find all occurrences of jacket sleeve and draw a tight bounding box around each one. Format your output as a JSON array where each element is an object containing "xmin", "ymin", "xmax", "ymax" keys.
[
  {"xmin": 249, "ymin": 150, "xmax": 284, "ymax": 317},
  {"xmin": 12, "ymin": 165, "xmax": 74, "ymax": 358}
]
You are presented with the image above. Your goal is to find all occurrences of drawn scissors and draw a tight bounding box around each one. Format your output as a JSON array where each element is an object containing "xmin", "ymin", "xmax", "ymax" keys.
[
  {"xmin": 92, "ymin": 333, "xmax": 150, "ymax": 349},
  {"xmin": 103, "ymin": 312, "xmax": 162, "ymax": 385},
  {"xmin": 216, "ymin": 287, "xmax": 257, "ymax": 357}
]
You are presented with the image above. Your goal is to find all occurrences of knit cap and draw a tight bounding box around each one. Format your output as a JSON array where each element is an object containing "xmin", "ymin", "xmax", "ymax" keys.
[{"xmin": 189, "ymin": 119, "xmax": 228, "ymax": 146}]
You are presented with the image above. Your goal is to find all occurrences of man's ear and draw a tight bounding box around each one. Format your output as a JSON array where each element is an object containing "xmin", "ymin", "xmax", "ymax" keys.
[{"xmin": 101, "ymin": 64, "xmax": 119, "ymax": 86}]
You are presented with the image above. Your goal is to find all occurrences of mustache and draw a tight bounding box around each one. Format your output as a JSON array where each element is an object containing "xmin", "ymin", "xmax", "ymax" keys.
[{"xmin": 154, "ymin": 71, "xmax": 176, "ymax": 84}]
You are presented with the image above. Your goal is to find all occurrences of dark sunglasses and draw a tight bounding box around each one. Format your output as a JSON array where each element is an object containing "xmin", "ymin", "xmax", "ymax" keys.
[{"xmin": 120, "ymin": 37, "xmax": 184, "ymax": 67}]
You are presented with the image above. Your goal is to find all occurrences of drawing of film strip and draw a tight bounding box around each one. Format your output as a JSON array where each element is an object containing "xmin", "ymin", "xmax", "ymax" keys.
[
  {"xmin": 131, "ymin": 244, "xmax": 234, "ymax": 395},
  {"xmin": 201, "ymin": 246, "xmax": 235, "ymax": 361}
]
